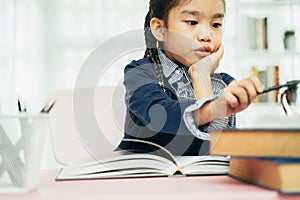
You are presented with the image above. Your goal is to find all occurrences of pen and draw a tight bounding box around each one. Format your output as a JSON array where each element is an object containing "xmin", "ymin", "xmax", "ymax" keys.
[
  {"xmin": 40, "ymin": 101, "xmax": 56, "ymax": 113},
  {"xmin": 259, "ymin": 80, "xmax": 300, "ymax": 95},
  {"xmin": 18, "ymin": 98, "xmax": 27, "ymax": 112},
  {"xmin": 18, "ymin": 98, "xmax": 21, "ymax": 112}
]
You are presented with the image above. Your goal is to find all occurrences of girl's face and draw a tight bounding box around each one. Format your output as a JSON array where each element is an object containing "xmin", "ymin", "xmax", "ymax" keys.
[{"xmin": 162, "ymin": 0, "xmax": 224, "ymax": 67}]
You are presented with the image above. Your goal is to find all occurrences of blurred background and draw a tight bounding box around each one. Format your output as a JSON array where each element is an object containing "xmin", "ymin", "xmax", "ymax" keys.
[
  {"xmin": 0, "ymin": 0, "xmax": 150, "ymax": 114},
  {"xmin": 0, "ymin": 0, "xmax": 299, "ymax": 168}
]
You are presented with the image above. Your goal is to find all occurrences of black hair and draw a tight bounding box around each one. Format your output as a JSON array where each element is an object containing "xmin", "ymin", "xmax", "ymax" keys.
[
  {"xmin": 143, "ymin": 0, "xmax": 226, "ymax": 91},
  {"xmin": 143, "ymin": 0, "xmax": 183, "ymax": 90}
]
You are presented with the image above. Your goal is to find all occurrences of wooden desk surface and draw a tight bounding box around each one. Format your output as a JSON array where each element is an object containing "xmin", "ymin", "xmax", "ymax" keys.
[{"xmin": 1, "ymin": 170, "xmax": 300, "ymax": 200}]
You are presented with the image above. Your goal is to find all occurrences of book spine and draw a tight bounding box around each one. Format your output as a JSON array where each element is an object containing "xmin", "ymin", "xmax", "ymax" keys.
[
  {"xmin": 259, "ymin": 70, "xmax": 268, "ymax": 102},
  {"xmin": 256, "ymin": 17, "xmax": 268, "ymax": 50},
  {"xmin": 274, "ymin": 65, "xmax": 280, "ymax": 103},
  {"xmin": 266, "ymin": 65, "xmax": 280, "ymax": 102},
  {"xmin": 251, "ymin": 66, "xmax": 261, "ymax": 102},
  {"xmin": 247, "ymin": 17, "xmax": 257, "ymax": 49}
]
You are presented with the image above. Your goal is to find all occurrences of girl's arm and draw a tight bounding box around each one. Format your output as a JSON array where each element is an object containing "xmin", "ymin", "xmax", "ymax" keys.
[
  {"xmin": 193, "ymin": 76, "xmax": 264, "ymax": 126},
  {"xmin": 188, "ymin": 44, "xmax": 264, "ymax": 126}
]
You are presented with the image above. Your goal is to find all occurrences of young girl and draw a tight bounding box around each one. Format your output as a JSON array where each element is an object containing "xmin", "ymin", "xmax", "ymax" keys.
[{"xmin": 117, "ymin": 0, "xmax": 264, "ymax": 156}]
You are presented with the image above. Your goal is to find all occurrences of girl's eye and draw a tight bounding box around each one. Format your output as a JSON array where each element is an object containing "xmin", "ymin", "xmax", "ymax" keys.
[
  {"xmin": 212, "ymin": 23, "xmax": 222, "ymax": 28},
  {"xmin": 185, "ymin": 20, "xmax": 198, "ymax": 26}
]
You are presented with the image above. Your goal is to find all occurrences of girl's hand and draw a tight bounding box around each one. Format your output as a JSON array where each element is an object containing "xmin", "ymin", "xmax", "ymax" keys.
[
  {"xmin": 213, "ymin": 76, "xmax": 265, "ymax": 117},
  {"xmin": 191, "ymin": 44, "xmax": 224, "ymax": 76},
  {"xmin": 188, "ymin": 45, "xmax": 224, "ymax": 100},
  {"xmin": 196, "ymin": 76, "xmax": 264, "ymax": 126}
]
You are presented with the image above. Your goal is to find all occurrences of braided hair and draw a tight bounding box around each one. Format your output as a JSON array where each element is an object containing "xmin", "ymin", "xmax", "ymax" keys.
[
  {"xmin": 143, "ymin": 0, "xmax": 182, "ymax": 91},
  {"xmin": 143, "ymin": 0, "xmax": 226, "ymax": 91}
]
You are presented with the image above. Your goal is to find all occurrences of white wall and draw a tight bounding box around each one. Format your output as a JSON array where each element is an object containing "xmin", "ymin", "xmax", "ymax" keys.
[{"xmin": 0, "ymin": 0, "xmax": 149, "ymax": 113}]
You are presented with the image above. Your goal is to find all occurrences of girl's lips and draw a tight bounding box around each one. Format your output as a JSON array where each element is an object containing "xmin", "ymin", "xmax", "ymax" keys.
[
  {"xmin": 193, "ymin": 49, "xmax": 212, "ymax": 57},
  {"xmin": 193, "ymin": 46, "xmax": 213, "ymax": 57}
]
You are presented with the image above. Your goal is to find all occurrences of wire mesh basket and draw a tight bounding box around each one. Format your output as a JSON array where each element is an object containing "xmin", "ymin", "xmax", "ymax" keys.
[{"xmin": 0, "ymin": 114, "xmax": 48, "ymax": 193}]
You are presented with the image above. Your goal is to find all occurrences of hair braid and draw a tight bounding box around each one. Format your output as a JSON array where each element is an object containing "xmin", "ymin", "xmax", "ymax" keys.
[{"xmin": 144, "ymin": 11, "xmax": 165, "ymax": 91}]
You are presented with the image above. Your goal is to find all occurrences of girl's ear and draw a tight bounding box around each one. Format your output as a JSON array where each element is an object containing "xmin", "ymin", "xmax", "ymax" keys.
[{"xmin": 150, "ymin": 17, "xmax": 165, "ymax": 41}]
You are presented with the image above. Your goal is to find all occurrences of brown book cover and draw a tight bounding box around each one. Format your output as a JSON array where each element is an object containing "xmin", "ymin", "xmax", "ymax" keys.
[
  {"xmin": 210, "ymin": 129, "xmax": 300, "ymax": 158},
  {"xmin": 229, "ymin": 157, "xmax": 300, "ymax": 194}
]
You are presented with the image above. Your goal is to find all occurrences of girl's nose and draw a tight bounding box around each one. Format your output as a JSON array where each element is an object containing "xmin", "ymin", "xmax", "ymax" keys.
[{"xmin": 197, "ymin": 26, "xmax": 212, "ymax": 42}]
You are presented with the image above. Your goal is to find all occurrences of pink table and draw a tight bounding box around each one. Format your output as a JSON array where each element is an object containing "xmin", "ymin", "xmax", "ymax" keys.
[{"xmin": 1, "ymin": 170, "xmax": 300, "ymax": 200}]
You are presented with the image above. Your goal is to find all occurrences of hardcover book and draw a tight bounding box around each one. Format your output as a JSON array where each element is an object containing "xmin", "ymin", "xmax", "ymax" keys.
[
  {"xmin": 210, "ymin": 129, "xmax": 300, "ymax": 158},
  {"xmin": 229, "ymin": 157, "xmax": 300, "ymax": 194}
]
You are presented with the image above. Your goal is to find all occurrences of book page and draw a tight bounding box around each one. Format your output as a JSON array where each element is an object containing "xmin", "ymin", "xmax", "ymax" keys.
[
  {"xmin": 59, "ymin": 152, "xmax": 176, "ymax": 177},
  {"xmin": 174, "ymin": 155, "xmax": 229, "ymax": 175}
]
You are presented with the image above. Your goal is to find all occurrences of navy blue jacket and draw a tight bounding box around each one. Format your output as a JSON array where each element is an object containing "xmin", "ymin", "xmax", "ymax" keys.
[{"xmin": 117, "ymin": 58, "xmax": 234, "ymax": 156}]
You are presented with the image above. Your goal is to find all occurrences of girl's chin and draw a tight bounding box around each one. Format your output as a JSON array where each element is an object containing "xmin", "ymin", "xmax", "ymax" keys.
[{"xmin": 167, "ymin": 54, "xmax": 204, "ymax": 67}]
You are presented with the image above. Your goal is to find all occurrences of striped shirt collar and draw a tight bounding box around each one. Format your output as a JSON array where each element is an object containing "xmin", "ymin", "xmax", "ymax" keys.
[
  {"xmin": 158, "ymin": 50, "xmax": 182, "ymax": 78},
  {"xmin": 158, "ymin": 50, "xmax": 194, "ymax": 100}
]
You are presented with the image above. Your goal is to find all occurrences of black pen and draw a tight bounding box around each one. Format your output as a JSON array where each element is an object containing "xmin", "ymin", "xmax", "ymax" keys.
[
  {"xmin": 17, "ymin": 98, "xmax": 27, "ymax": 112},
  {"xmin": 18, "ymin": 99, "xmax": 22, "ymax": 112},
  {"xmin": 259, "ymin": 80, "xmax": 300, "ymax": 95},
  {"xmin": 40, "ymin": 101, "xmax": 56, "ymax": 113}
]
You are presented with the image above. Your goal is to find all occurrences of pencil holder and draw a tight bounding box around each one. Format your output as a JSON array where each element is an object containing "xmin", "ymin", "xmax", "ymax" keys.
[{"xmin": 0, "ymin": 114, "xmax": 48, "ymax": 193}]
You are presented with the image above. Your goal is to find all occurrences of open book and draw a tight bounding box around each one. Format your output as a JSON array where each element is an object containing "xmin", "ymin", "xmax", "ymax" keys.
[{"xmin": 56, "ymin": 139, "xmax": 229, "ymax": 180}]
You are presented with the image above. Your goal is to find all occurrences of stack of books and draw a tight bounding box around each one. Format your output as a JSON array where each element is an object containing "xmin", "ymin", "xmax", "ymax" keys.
[{"xmin": 210, "ymin": 129, "xmax": 300, "ymax": 194}]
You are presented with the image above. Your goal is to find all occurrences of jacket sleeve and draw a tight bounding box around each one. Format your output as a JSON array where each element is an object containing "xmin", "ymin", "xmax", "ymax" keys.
[{"xmin": 183, "ymin": 74, "xmax": 236, "ymax": 140}]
